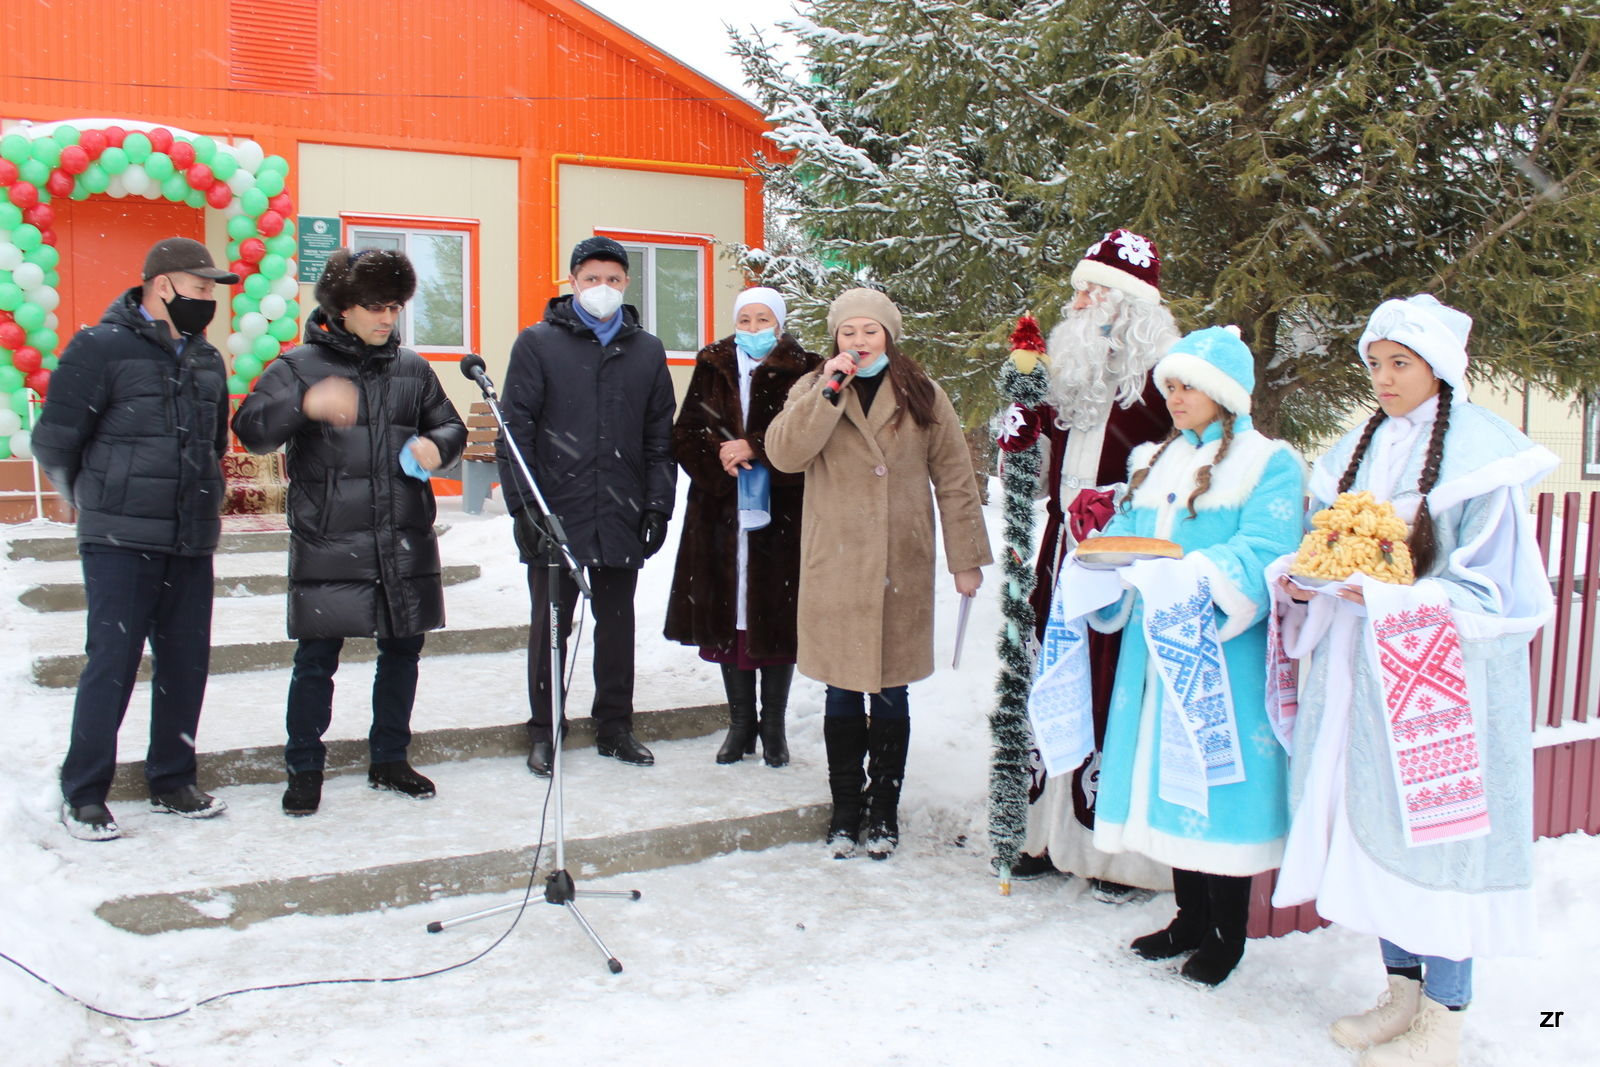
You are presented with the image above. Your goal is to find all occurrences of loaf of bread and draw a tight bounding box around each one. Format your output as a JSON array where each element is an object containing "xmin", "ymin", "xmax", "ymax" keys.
[
  {"xmin": 1074, "ymin": 536, "xmax": 1184, "ymax": 560},
  {"xmin": 1292, "ymin": 491, "xmax": 1415, "ymax": 585}
]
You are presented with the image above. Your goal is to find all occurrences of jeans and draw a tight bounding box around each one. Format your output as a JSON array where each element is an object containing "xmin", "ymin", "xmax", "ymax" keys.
[
  {"xmin": 60, "ymin": 545, "xmax": 214, "ymax": 807},
  {"xmin": 284, "ymin": 634, "xmax": 426, "ymax": 772},
  {"xmin": 823, "ymin": 685, "xmax": 909, "ymax": 719},
  {"xmin": 1380, "ymin": 938, "xmax": 1472, "ymax": 1008},
  {"xmin": 526, "ymin": 563, "xmax": 638, "ymax": 741}
]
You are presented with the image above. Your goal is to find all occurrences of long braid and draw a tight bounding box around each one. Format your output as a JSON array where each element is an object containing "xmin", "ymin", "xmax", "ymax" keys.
[
  {"xmin": 1121, "ymin": 430, "xmax": 1180, "ymax": 511},
  {"xmin": 1408, "ymin": 381, "xmax": 1453, "ymax": 575},
  {"xmin": 1183, "ymin": 411, "xmax": 1237, "ymax": 519},
  {"xmin": 1336, "ymin": 407, "xmax": 1390, "ymax": 493}
]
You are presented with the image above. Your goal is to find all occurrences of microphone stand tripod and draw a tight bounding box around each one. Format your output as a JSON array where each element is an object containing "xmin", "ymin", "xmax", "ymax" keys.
[{"xmin": 426, "ymin": 355, "xmax": 640, "ymax": 974}]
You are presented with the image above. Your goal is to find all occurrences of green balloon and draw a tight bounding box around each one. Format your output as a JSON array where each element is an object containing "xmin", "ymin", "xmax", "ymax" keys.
[
  {"xmin": 232, "ymin": 293, "xmax": 258, "ymax": 316},
  {"xmin": 209, "ymin": 152, "xmax": 238, "ymax": 181},
  {"xmin": 244, "ymin": 273, "xmax": 270, "ymax": 299},
  {"xmin": 281, "ymin": 299, "xmax": 301, "ymax": 320},
  {"xmin": 43, "ymin": 270, "xmax": 59, "ymax": 288},
  {"xmin": 0, "ymin": 284, "xmax": 21, "ymax": 311},
  {"xmin": 252, "ymin": 333, "xmax": 282, "ymax": 359},
  {"xmin": 191, "ymin": 135, "xmax": 216, "ymax": 163},
  {"xmin": 122, "ymin": 131, "xmax": 152, "ymax": 163},
  {"xmin": 52, "ymin": 125, "xmax": 80, "ymax": 147},
  {"xmin": 99, "ymin": 146, "xmax": 129, "ymax": 175},
  {"xmin": 80, "ymin": 165, "xmax": 110, "ymax": 195},
  {"xmin": 0, "ymin": 203, "xmax": 20, "ymax": 229},
  {"xmin": 226, "ymin": 374, "xmax": 250, "ymax": 395},
  {"xmin": 43, "ymin": 354, "xmax": 58, "ymax": 370},
  {"xmin": 268, "ymin": 316, "xmax": 299, "ymax": 343},
  {"xmin": 24, "ymin": 244, "xmax": 59, "ymax": 270},
  {"xmin": 184, "ymin": 189, "xmax": 206, "ymax": 209},
  {"xmin": 241, "ymin": 189, "xmax": 269, "ymax": 217},
  {"xmin": 254, "ymin": 171, "xmax": 284, "ymax": 198},
  {"xmin": 144, "ymin": 152, "xmax": 174, "ymax": 181},
  {"xmin": 30, "ymin": 138, "xmax": 61, "ymax": 167},
  {"xmin": 257, "ymin": 253, "xmax": 287, "ymax": 280},
  {"xmin": 233, "ymin": 354, "xmax": 264, "ymax": 379},
  {"xmin": 13, "ymin": 303, "xmax": 45, "ymax": 332},
  {"xmin": 226, "ymin": 239, "xmax": 243, "ymax": 262},
  {"xmin": 9, "ymin": 386, "xmax": 33, "ymax": 419},
  {"xmin": 227, "ymin": 214, "xmax": 257, "ymax": 241},
  {"xmin": 0, "ymin": 134, "xmax": 31, "ymax": 164},
  {"xmin": 0, "ymin": 435, "xmax": 12, "ymax": 460},
  {"xmin": 278, "ymin": 217, "xmax": 296, "ymax": 240},
  {"xmin": 259, "ymin": 155, "xmax": 289, "ymax": 176},
  {"xmin": 0, "ymin": 349, "xmax": 11, "ymax": 367},
  {"xmin": 69, "ymin": 185, "xmax": 89, "ymax": 202},
  {"xmin": 27, "ymin": 328, "xmax": 57, "ymax": 353},
  {"xmin": 265, "ymin": 234, "xmax": 295, "ymax": 258},
  {"xmin": 19, "ymin": 159, "xmax": 49, "ymax": 187},
  {"xmin": 11, "ymin": 224, "xmax": 41, "ymax": 252},
  {"xmin": 0, "ymin": 367, "xmax": 23, "ymax": 392},
  {"xmin": 161, "ymin": 173, "xmax": 188, "ymax": 201}
]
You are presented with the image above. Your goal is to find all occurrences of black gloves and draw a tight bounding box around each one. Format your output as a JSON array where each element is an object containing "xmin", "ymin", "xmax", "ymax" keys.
[
  {"xmin": 639, "ymin": 510, "xmax": 668, "ymax": 559},
  {"xmin": 512, "ymin": 507, "xmax": 549, "ymax": 562}
]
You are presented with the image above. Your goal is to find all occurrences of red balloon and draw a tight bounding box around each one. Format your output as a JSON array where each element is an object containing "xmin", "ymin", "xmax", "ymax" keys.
[
  {"xmin": 148, "ymin": 127, "xmax": 173, "ymax": 153},
  {"xmin": 0, "ymin": 160, "xmax": 16, "ymax": 185},
  {"xmin": 11, "ymin": 347, "xmax": 42, "ymax": 374},
  {"xmin": 23, "ymin": 203, "xmax": 54, "ymax": 229},
  {"xmin": 46, "ymin": 169, "xmax": 74, "ymax": 198},
  {"xmin": 38, "ymin": 227, "xmax": 56, "ymax": 246},
  {"xmin": 268, "ymin": 192, "xmax": 294, "ymax": 217},
  {"xmin": 168, "ymin": 140, "xmax": 196, "ymax": 169},
  {"xmin": 58, "ymin": 144, "xmax": 89, "ymax": 175},
  {"xmin": 0, "ymin": 322, "xmax": 25, "ymax": 349},
  {"xmin": 229, "ymin": 259, "xmax": 254, "ymax": 279},
  {"xmin": 79, "ymin": 129, "xmax": 108, "ymax": 158},
  {"xmin": 8, "ymin": 182, "xmax": 38, "ymax": 209},
  {"xmin": 24, "ymin": 368, "xmax": 51, "ymax": 396},
  {"xmin": 256, "ymin": 210, "xmax": 284, "ymax": 237},
  {"xmin": 104, "ymin": 125, "xmax": 127, "ymax": 148},
  {"xmin": 186, "ymin": 163, "xmax": 214, "ymax": 190},
  {"xmin": 205, "ymin": 182, "xmax": 232, "ymax": 209},
  {"xmin": 239, "ymin": 238, "xmax": 266, "ymax": 264}
]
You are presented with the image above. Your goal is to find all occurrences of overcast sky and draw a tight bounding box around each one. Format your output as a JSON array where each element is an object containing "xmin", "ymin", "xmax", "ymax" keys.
[{"xmin": 581, "ymin": 0, "xmax": 805, "ymax": 101}]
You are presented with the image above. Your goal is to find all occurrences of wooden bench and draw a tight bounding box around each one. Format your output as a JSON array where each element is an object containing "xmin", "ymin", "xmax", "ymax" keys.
[{"xmin": 460, "ymin": 401, "xmax": 501, "ymax": 514}]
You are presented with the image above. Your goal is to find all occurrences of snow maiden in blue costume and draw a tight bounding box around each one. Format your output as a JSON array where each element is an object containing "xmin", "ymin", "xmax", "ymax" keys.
[
  {"xmin": 1030, "ymin": 326, "xmax": 1304, "ymax": 986},
  {"xmin": 1270, "ymin": 296, "xmax": 1557, "ymax": 1067}
]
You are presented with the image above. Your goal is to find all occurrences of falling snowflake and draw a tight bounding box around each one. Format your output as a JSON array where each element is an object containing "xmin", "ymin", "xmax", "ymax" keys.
[{"xmin": 1114, "ymin": 231, "xmax": 1155, "ymax": 268}]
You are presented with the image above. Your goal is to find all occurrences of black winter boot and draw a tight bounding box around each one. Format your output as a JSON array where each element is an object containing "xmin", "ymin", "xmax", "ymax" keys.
[
  {"xmin": 823, "ymin": 715, "xmax": 869, "ymax": 858},
  {"xmin": 716, "ymin": 666, "xmax": 759, "ymax": 764},
  {"xmin": 1131, "ymin": 867, "xmax": 1209, "ymax": 960},
  {"xmin": 758, "ymin": 665, "xmax": 794, "ymax": 767},
  {"xmin": 864, "ymin": 715, "xmax": 910, "ymax": 860},
  {"xmin": 1180, "ymin": 873, "xmax": 1253, "ymax": 986},
  {"xmin": 282, "ymin": 770, "xmax": 324, "ymax": 816}
]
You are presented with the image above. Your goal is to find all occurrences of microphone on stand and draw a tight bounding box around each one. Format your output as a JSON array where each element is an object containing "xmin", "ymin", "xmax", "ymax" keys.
[{"xmin": 460, "ymin": 353, "xmax": 495, "ymax": 398}]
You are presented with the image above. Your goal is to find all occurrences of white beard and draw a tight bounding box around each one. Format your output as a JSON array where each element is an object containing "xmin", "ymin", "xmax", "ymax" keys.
[{"xmin": 1043, "ymin": 292, "xmax": 1174, "ymax": 432}]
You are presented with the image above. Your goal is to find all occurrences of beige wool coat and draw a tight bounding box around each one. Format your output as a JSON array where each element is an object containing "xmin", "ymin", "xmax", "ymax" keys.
[{"xmin": 766, "ymin": 369, "xmax": 992, "ymax": 693}]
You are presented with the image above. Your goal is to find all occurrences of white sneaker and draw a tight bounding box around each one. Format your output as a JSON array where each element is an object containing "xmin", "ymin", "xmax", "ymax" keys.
[
  {"xmin": 1332, "ymin": 975, "xmax": 1423, "ymax": 1050},
  {"xmin": 61, "ymin": 802, "xmax": 122, "ymax": 841},
  {"xmin": 1359, "ymin": 997, "xmax": 1463, "ymax": 1067}
]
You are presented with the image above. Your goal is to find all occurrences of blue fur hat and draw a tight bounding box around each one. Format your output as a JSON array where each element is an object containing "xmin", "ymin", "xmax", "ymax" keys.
[{"xmin": 1152, "ymin": 325, "xmax": 1254, "ymax": 415}]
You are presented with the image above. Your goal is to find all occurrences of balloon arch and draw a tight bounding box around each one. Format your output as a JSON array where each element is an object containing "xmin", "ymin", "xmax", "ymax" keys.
[{"xmin": 0, "ymin": 119, "xmax": 302, "ymax": 459}]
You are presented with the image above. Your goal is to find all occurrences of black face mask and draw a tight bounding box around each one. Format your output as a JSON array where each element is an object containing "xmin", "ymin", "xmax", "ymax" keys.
[{"xmin": 162, "ymin": 291, "xmax": 217, "ymax": 337}]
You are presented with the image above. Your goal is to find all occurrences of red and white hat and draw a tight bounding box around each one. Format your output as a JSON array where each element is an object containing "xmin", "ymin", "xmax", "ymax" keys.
[{"xmin": 1069, "ymin": 228, "xmax": 1162, "ymax": 305}]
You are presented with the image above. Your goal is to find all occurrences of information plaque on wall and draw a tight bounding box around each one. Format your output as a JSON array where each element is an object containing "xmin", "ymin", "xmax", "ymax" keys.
[{"xmin": 297, "ymin": 217, "xmax": 342, "ymax": 283}]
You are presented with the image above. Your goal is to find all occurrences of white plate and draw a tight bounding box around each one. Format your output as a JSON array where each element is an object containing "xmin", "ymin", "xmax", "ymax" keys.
[
  {"xmin": 1075, "ymin": 551, "xmax": 1174, "ymax": 571},
  {"xmin": 1288, "ymin": 573, "xmax": 1338, "ymax": 588}
]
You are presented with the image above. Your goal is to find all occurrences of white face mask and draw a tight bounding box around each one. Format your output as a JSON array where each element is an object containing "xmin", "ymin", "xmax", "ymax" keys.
[{"xmin": 577, "ymin": 284, "xmax": 625, "ymax": 321}]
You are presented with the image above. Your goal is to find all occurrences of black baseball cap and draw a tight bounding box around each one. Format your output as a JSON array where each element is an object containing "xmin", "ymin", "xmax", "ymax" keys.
[
  {"xmin": 569, "ymin": 236, "xmax": 629, "ymax": 273},
  {"xmin": 143, "ymin": 237, "xmax": 241, "ymax": 283}
]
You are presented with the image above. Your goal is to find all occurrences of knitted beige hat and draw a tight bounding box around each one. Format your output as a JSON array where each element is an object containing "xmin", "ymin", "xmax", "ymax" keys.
[{"xmin": 826, "ymin": 288, "xmax": 902, "ymax": 340}]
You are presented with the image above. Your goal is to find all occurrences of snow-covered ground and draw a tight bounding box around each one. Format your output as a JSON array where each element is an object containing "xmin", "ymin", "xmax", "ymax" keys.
[{"xmin": 0, "ymin": 487, "xmax": 1595, "ymax": 1065}]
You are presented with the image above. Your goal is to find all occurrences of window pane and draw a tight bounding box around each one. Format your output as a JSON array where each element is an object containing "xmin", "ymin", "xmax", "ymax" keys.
[
  {"xmin": 622, "ymin": 244, "xmax": 648, "ymax": 321},
  {"xmin": 654, "ymin": 247, "xmax": 700, "ymax": 352},
  {"xmin": 352, "ymin": 232, "xmax": 403, "ymax": 252},
  {"xmin": 409, "ymin": 233, "xmax": 466, "ymax": 348}
]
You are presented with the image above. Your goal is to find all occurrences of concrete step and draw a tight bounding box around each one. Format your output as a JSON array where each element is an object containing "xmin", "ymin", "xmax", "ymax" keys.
[
  {"xmin": 33, "ymin": 623, "xmax": 528, "ymax": 688},
  {"xmin": 8, "ymin": 522, "xmax": 449, "ymax": 561},
  {"xmin": 105, "ymin": 702, "xmax": 725, "ymax": 800},
  {"xmin": 21, "ymin": 563, "xmax": 483, "ymax": 612}
]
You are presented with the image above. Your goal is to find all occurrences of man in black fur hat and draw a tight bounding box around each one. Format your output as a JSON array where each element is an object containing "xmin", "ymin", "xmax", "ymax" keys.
[{"xmin": 234, "ymin": 248, "xmax": 465, "ymax": 816}]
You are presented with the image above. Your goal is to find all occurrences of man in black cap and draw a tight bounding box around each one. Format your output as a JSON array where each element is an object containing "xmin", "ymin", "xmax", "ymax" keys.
[
  {"xmin": 498, "ymin": 236, "xmax": 676, "ymax": 775},
  {"xmin": 33, "ymin": 236, "xmax": 239, "ymax": 841}
]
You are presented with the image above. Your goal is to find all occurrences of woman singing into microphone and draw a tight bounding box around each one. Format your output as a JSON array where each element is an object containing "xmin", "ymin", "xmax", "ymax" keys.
[{"xmin": 766, "ymin": 288, "xmax": 991, "ymax": 860}]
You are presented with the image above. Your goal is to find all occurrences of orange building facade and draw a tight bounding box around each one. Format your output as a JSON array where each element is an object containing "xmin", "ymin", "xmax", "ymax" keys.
[{"xmin": 0, "ymin": 0, "xmax": 771, "ymax": 518}]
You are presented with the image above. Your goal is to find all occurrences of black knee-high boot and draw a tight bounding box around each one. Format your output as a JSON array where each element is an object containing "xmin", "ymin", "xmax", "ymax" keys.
[
  {"xmin": 715, "ymin": 666, "xmax": 758, "ymax": 764},
  {"xmin": 864, "ymin": 715, "xmax": 910, "ymax": 860},
  {"xmin": 823, "ymin": 715, "xmax": 869, "ymax": 858},
  {"xmin": 1131, "ymin": 867, "xmax": 1209, "ymax": 960},
  {"xmin": 1181, "ymin": 873, "xmax": 1253, "ymax": 986},
  {"xmin": 758, "ymin": 665, "xmax": 793, "ymax": 767}
]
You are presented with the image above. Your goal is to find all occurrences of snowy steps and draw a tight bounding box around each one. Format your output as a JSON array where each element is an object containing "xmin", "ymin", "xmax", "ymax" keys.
[
  {"xmin": 7, "ymin": 528, "xmax": 298, "ymax": 562},
  {"xmin": 20, "ymin": 562, "xmax": 482, "ymax": 612}
]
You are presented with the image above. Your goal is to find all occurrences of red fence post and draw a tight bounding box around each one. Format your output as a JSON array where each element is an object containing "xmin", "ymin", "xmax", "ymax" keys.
[{"xmin": 1531, "ymin": 493, "xmax": 1556, "ymax": 729}]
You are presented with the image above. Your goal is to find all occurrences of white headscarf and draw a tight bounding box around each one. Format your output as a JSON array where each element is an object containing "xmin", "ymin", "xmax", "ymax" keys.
[
  {"xmin": 733, "ymin": 287, "xmax": 787, "ymax": 331},
  {"xmin": 1357, "ymin": 294, "xmax": 1472, "ymax": 392}
]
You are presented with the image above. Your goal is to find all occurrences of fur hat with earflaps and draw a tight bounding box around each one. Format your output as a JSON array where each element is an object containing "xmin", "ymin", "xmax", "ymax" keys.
[{"xmin": 315, "ymin": 248, "xmax": 417, "ymax": 315}]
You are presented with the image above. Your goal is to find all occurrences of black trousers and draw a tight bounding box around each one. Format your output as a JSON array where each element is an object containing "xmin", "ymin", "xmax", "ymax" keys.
[
  {"xmin": 284, "ymin": 634, "xmax": 426, "ymax": 772},
  {"xmin": 60, "ymin": 545, "xmax": 213, "ymax": 807},
  {"xmin": 525, "ymin": 563, "xmax": 638, "ymax": 741}
]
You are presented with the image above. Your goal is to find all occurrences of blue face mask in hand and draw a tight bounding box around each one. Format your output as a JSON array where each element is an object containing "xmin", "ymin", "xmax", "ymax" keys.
[
  {"xmin": 735, "ymin": 328, "xmax": 779, "ymax": 360},
  {"xmin": 852, "ymin": 352, "xmax": 891, "ymax": 378},
  {"xmin": 398, "ymin": 436, "xmax": 431, "ymax": 481}
]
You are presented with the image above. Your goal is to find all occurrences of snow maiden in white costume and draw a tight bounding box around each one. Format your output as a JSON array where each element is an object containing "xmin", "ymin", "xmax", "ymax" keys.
[
  {"xmin": 1270, "ymin": 296, "xmax": 1557, "ymax": 1067},
  {"xmin": 1030, "ymin": 326, "xmax": 1303, "ymax": 986}
]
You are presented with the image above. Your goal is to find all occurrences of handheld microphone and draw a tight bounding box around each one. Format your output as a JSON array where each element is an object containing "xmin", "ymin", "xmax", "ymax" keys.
[
  {"xmin": 822, "ymin": 351, "xmax": 868, "ymax": 406},
  {"xmin": 459, "ymin": 353, "xmax": 496, "ymax": 397}
]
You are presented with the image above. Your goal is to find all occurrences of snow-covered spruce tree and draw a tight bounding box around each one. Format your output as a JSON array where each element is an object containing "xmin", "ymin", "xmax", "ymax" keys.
[{"xmin": 736, "ymin": 0, "xmax": 1600, "ymax": 444}]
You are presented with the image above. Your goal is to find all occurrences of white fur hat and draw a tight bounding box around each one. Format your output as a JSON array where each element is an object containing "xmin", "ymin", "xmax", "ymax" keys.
[
  {"xmin": 733, "ymin": 286, "xmax": 787, "ymax": 330},
  {"xmin": 1357, "ymin": 294, "xmax": 1472, "ymax": 391}
]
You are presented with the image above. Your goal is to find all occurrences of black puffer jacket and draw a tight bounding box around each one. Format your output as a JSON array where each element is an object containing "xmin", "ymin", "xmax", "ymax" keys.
[
  {"xmin": 496, "ymin": 296, "xmax": 676, "ymax": 568},
  {"xmin": 32, "ymin": 288, "xmax": 229, "ymax": 556},
  {"xmin": 232, "ymin": 309, "xmax": 466, "ymax": 640}
]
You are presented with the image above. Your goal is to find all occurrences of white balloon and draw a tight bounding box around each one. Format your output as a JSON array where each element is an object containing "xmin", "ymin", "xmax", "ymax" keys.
[
  {"xmin": 9, "ymin": 430, "xmax": 31, "ymax": 461},
  {"xmin": 223, "ymin": 199, "xmax": 244, "ymax": 218},
  {"xmin": 270, "ymin": 275, "xmax": 300, "ymax": 300},
  {"xmin": 45, "ymin": 312, "xmax": 58, "ymax": 331},
  {"xmin": 27, "ymin": 287, "xmax": 59, "ymax": 313},
  {"xmin": 283, "ymin": 259, "xmax": 298, "ymax": 280},
  {"xmin": 0, "ymin": 410, "xmax": 19, "ymax": 436},
  {"xmin": 142, "ymin": 181, "xmax": 162, "ymax": 200},
  {"xmin": 105, "ymin": 175, "xmax": 128, "ymax": 199},
  {"xmin": 226, "ymin": 331, "xmax": 252, "ymax": 357},
  {"xmin": 0, "ymin": 243, "xmax": 21, "ymax": 272},
  {"xmin": 233, "ymin": 139, "xmax": 265, "ymax": 172},
  {"xmin": 226, "ymin": 170, "xmax": 256, "ymax": 196},
  {"xmin": 258, "ymin": 294, "xmax": 287, "ymax": 320},
  {"xmin": 0, "ymin": 229, "xmax": 12, "ymax": 247},
  {"xmin": 12, "ymin": 262, "xmax": 44, "ymax": 290},
  {"xmin": 238, "ymin": 312, "xmax": 269, "ymax": 338},
  {"xmin": 120, "ymin": 164, "xmax": 151, "ymax": 196}
]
